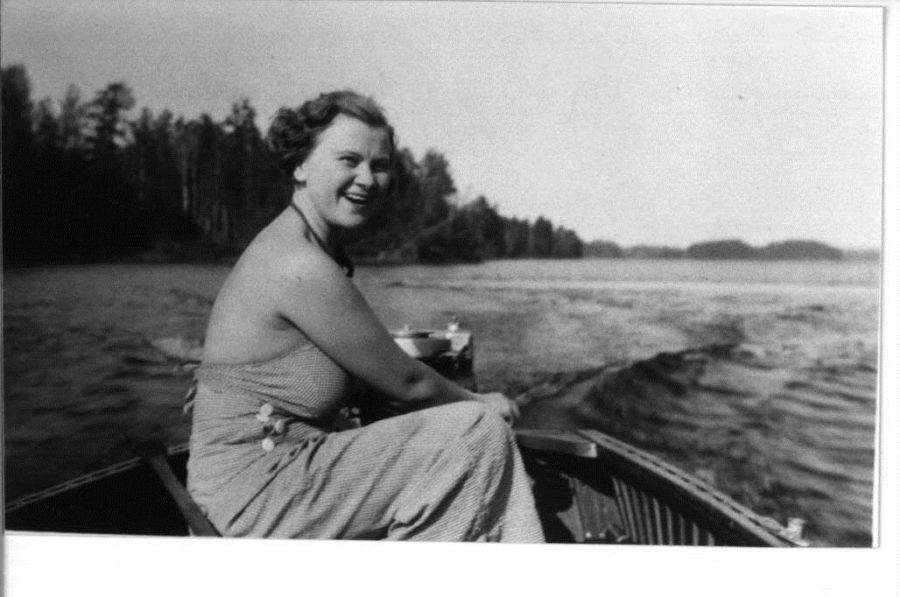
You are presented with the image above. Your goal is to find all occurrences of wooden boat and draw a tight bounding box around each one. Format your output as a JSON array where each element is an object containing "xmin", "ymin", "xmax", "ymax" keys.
[
  {"xmin": 5, "ymin": 330, "xmax": 806, "ymax": 546},
  {"xmin": 4, "ymin": 431, "xmax": 806, "ymax": 546}
]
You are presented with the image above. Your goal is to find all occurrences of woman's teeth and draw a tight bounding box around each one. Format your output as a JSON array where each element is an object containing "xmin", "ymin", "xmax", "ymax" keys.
[{"xmin": 344, "ymin": 193, "xmax": 373, "ymax": 205}]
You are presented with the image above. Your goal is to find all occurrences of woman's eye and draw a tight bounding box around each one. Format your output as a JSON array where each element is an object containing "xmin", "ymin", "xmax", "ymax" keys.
[{"xmin": 339, "ymin": 156, "xmax": 359, "ymax": 166}]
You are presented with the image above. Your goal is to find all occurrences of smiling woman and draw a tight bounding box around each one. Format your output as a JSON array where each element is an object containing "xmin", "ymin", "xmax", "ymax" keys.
[
  {"xmin": 268, "ymin": 92, "xmax": 395, "ymax": 235},
  {"xmin": 288, "ymin": 113, "xmax": 392, "ymax": 231},
  {"xmin": 186, "ymin": 90, "xmax": 543, "ymax": 541}
]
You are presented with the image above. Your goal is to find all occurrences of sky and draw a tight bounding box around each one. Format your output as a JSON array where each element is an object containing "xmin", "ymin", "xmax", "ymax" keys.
[{"xmin": 1, "ymin": 0, "xmax": 885, "ymax": 249}]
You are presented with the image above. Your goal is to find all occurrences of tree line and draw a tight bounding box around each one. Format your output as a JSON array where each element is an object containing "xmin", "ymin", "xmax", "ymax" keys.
[{"xmin": 2, "ymin": 64, "xmax": 583, "ymax": 266}]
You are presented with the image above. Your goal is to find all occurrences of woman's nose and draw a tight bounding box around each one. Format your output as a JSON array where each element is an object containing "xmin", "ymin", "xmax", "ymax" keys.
[{"xmin": 355, "ymin": 163, "xmax": 375, "ymax": 188}]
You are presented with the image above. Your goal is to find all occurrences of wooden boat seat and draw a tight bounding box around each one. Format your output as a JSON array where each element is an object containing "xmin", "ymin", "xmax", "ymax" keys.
[{"xmin": 515, "ymin": 428, "xmax": 804, "ymax": 546}]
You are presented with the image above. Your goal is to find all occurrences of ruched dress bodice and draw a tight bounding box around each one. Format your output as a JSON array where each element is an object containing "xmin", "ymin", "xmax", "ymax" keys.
[
  {"xmin": 186, "ymin": 335, "xmax": 356, "ymax": 526},
  {"xmin": 195, "ymin": 340, "xmax": 352, "ymax": 426}
]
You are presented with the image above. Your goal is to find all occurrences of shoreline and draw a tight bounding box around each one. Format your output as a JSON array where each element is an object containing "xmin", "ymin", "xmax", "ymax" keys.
[{"xmin": 3, "ymin": 249, "xmax": 880, "ymax": 270}]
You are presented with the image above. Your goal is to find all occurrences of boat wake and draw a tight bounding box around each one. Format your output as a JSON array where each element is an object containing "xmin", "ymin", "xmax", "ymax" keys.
[{"xmin": 516, "ymin": 336, "xmax": 876, "ymax": 547}]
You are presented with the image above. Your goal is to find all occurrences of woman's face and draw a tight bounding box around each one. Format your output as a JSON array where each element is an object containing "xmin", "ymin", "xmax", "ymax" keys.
[{"xmin": 294, "ymin": 114, "xmax": 392, "ymax": 230}]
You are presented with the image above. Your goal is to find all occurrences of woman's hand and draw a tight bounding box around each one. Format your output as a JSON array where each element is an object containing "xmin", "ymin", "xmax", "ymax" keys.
[{"xmin": 475, "ymin": 392, "xmax": 520, "ymax": 425}]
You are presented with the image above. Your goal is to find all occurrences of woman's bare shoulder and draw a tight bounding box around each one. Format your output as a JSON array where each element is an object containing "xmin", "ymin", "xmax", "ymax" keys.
[
  {"xmin": 225, "ymin": 240, "xmax": 348, "ymax": 329},
  {"xmin": 233, "ymin": 219, "xmax": 327, "ymax": 275},
  {"xmin": 202, "ymin": 229, "xmax": 329, "ymax": 361}
]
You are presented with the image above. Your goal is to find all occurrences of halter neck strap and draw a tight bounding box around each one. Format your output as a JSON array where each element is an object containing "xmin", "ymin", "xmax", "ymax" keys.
[{"xmin": 289, "ymin": 202, "xmax": 354, "ymax": 278}]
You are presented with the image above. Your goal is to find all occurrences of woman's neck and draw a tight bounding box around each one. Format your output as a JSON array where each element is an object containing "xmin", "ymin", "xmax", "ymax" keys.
[
  {"xmin": 290, "ymin": 191, "xmax": 341, "ymax": 252},
  {"xmin": 288, "ymin": 191, "xmax": 354, "ymax": 277}
]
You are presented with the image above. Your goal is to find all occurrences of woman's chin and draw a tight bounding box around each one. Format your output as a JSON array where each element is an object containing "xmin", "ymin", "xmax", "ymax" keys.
[{"xmin": 334, "ymin": 212, "xmax": 370, "ymax": 230}]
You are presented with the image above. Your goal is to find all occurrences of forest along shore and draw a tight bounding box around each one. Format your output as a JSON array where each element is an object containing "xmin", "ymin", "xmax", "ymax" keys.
[{"xmin": 3, "ymin": 260, "xmax": 879, "ymax": 546}]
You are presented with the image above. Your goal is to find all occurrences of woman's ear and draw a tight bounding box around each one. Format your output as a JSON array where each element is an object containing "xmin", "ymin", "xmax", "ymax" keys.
[{"xmin": 292, "ymin": 165, "xmax": 307, "ymax": 187}]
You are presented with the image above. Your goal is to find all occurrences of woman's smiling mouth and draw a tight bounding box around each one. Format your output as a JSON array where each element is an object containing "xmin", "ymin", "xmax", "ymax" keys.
[{"xmin": 343, "ymin": 192, "xmax": 375, "ymax": 206}]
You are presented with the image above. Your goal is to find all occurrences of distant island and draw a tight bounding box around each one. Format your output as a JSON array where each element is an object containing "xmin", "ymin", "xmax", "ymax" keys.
[{"xmin": 584, "ymin": 239, "xmax": 879, "ymax": 261}]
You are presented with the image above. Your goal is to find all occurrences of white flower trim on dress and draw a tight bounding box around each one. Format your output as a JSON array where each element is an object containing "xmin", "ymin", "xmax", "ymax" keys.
[{"xmin": 256, "ymin": 402, "xmax": 287, "ymax": 452}]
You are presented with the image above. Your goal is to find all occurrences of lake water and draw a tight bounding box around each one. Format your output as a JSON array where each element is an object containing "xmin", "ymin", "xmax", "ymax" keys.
[{"xmin": 3, "ymin": 258, "xmax": 880, "ymax": 546}]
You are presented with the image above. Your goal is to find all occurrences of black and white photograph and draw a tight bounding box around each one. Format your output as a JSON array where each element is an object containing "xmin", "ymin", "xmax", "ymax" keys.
[{"xmin": 3, "ymin": 0, "xmax": 897, "ymax": 594}]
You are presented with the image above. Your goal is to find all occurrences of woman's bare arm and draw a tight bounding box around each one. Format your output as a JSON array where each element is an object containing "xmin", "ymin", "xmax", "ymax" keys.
[{"xmin": 267, "ymin": 250, "xmax": 512, "ymax": 417}]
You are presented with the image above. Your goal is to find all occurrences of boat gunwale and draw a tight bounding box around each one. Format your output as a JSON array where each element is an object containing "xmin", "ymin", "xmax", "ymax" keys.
[{"xmin": 4, "ymin": 444, "xmax": 190, "ymax": 514}]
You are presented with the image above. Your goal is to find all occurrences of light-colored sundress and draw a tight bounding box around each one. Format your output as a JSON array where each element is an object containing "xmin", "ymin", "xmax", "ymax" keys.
[{"xmin": 185, "ymin": 332, "xmax": 545, "ymax": 541}]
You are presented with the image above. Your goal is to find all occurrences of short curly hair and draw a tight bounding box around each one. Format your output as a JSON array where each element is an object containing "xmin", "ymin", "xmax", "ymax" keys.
[{"xmin": 267, "ymin": 90, "xmax": 395, "ymax": 179}]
